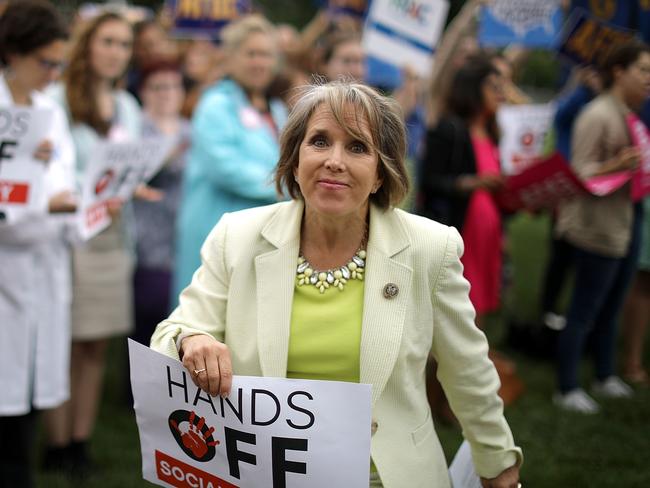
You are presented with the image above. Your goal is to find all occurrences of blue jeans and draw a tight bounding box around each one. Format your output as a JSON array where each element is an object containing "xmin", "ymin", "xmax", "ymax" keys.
[{"xmin": 557, "ymin": 203, "xmax": 643, "ymax": 393}]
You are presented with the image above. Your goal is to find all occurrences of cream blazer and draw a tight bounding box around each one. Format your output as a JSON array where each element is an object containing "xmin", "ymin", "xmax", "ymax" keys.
[{"xmin": 151, "ymin": 200, "xmax": 522, "ymax": 487}]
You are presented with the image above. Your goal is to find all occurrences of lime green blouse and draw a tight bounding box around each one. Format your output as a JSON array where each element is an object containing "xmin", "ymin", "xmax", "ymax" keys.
[
  {"xmin": 287, "ymin": 276, "xmax": 379, "ymax": 476},
  {"xmin": 287, "ymin": 278, "xmax": 364, "ymax": 383}
]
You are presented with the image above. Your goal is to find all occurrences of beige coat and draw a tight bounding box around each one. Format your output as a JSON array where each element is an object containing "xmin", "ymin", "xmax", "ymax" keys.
[
  {"xmin": 151, "ymin": 200, "xmax": 522, "ymax": 487},
  {"xmin": 556, "ymin": 93, "xmax": 634, "ymax": 257}
]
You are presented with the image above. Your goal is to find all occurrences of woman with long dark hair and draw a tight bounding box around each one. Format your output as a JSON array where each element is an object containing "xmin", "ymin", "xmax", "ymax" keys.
[
  {"xmin": 45, "ymin": 11, "xmax": 140, "ymax": 473},
  {"xmin": 418, "ymin": 54, "xmax": 506, "ymax": 325}
]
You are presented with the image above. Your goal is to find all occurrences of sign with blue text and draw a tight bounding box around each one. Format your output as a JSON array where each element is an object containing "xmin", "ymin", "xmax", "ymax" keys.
[
  {"xmin": 167, "ymin": 0, "xmax": 251, "ymax": 40},
  {"xmin": 479, "ymin": 0, "xmax": 563, "ymax": 48},
  {"xmin": 129, "ymin": 340, "xmax": 373, "ymax": 488},
  {"xmin": 362, "ymin": 0, "xmax": 449, "ymax": 77}
]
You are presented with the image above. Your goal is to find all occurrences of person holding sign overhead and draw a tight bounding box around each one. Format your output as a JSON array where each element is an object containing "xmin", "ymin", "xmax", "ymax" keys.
[
  {"xmin": 0, "ymin": 1, "xmax": 75, "ymax": 486},
  {"xmin": 152, "ymin": 81, "xmax": 522, "ymax": 488},
  {"xmin": 173, "ymin": 14, "xmax": 287, "ymax": 303},
  {"xmin": 554, "ymin": 41, "xmax": 650, "ymax": 413},
  {"xmin": 44, "ymin": 11, "xmax": 145, "ymax": 474}
]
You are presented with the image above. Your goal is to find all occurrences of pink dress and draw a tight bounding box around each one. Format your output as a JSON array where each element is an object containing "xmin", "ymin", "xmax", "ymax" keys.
[{"xmin": 461, "ymin": 136, "xmax": 502, "ymax": 314}]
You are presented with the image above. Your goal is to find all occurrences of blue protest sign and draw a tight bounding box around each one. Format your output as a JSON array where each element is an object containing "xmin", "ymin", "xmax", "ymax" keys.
[
  {"xmin": 365, "ymin": 55, "xmax": 402, "ymax": 90},
  {"xmin": 557, "ymin": 7, "xmax": 636, "ymax": 66},
  {"xmin": 167, "ymin": 0, "xmax": 251, "ymax": 40},
  {"xmin": 479, "ymin": 0, "xmax": 563, "ymax": 48}
]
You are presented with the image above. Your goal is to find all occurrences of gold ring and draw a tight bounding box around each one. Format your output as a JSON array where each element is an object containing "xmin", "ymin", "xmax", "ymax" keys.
[{"xmin": 193, "ymin": 368, "xmax": 206, "ymax": 376}]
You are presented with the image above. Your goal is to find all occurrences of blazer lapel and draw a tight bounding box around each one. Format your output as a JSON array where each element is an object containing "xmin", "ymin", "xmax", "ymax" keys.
[
  {"xmin": 255, "ymin": 200, "xmax": 303, "ymax": 378},
  {"xmin": 360, "ymin": 205, "xmax": 413, "ymax": 406}
]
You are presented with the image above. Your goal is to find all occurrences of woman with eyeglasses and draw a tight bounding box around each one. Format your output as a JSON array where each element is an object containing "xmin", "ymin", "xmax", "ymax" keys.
[
  {"xmin": 0, "ymin": 1, "xmax": 75, "ymax": 486},
  {"xmin": 44, "ymin": 11, "xmax": 142, "ymax": 475}
]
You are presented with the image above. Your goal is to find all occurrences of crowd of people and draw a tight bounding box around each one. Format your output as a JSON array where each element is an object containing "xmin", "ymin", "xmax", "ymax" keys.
[{"xmin": 0, "ymin": 0, "xmax": 648, "ymax": 487}]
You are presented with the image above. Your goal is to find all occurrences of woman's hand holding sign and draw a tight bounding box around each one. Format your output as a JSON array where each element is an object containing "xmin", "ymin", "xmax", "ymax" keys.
[
  {"xmin": 181, "ymin": 335, "xmax": 233, "ymax": 398},
  {"xmin": 481, "ymin": 465, "xmax": 520, "ymax": 488},
  {"xmin": 48, "ymin": 190, "xmax": 77, "ymax": 213}
]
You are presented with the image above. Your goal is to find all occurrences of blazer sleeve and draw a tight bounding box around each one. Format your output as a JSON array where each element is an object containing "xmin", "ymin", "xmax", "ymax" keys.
[
  {"xmin": 150, "ymin": 213, "xmax": 231, "ymax": 359},
  {"xmin": 430, "ymin": 227, "xmax": 523, "ymax": 478},
  {"xmin": 191, "ymin": 94, "xmax": 278, "ymax": 201}
]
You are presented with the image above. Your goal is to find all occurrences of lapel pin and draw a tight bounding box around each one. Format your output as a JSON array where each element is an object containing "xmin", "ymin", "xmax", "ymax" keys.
[{"xmin": 383, "ymin": 283, "xmax": 399, "ymax": 299}]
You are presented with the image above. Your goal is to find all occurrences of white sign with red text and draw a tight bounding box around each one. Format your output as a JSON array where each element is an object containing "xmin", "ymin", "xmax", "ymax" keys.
[
  {"xmin": 128, "ymin": 340, "xmax": 373, "ymax": 488},
  {"xmin": 497, "ymin": 103, "xmax": 555, "ymax": 175},
  {"xmin": 78, "ymin": 137, "xmax": 173, "ymax": 239},
  {"xmin": 0, "ymin": 106, "xmax": 53, "ymax": 217}
]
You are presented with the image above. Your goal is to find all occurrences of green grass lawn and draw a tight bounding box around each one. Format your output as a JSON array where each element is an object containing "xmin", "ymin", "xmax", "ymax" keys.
[{"xmin": 38, "ymin": 214, "xmax": 650, "ymax": 487}]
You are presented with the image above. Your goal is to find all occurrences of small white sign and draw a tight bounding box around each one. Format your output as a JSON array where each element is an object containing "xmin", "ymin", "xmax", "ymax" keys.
[
  {"xmin": 0, "ymin": 106, "xmax": 53, "ymax": 214},
  {"xmin": 78, "ymin": 137, "xmax": 173, "ymax": 239},
  {"xmin": 449, "ymin": 440, "xmax": 481, "ymax": 488},
  {"xmin": 362, "ymin": 0, "xmax": 449, "ymax": 77},
  {"xmin": 129, "ymin": 340, "xmax": 373, "ymax": 488},
  {"xmin": 497, "ymin": 103, "xmax": 555, "ymax": 175}
]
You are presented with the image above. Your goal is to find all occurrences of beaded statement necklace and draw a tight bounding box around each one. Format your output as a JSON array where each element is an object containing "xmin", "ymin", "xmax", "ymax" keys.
[{"xmin": 296, "ymin": 249, "xmax": 367, "ymax": 294}]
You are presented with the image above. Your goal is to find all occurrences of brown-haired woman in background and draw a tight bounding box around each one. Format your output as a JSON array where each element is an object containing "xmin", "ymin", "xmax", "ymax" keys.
[
  {"xmin": 418, "ymin": 54, "xmax": 506, "ymax": 325},
  {"xmin": 319, "ymin": 31, "xmax": 366, "ymax": 82},
  {"xmin": 44, "ymin": 11, "xmax": 142, "ymax": 474}
]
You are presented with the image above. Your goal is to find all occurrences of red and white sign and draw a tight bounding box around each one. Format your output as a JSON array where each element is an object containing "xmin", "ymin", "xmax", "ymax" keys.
[
  {"xmin": 0, "ymin": 106, "xmax": 53, "ymax": 215},
  {"xmin": 129, "ymin": 340, "xmax": 372, "ymax": 488},
  {"xmin": 155, "ymin": 450, "xmax": 238, "ymax": 488},
  {"xmin": 626, "ymin": 113, "xmax": 650, "ymax": 201},
  {"xmin": 497, "ymin": 103, "xmax": 555, "ymax": 175},
  {"xmin": 78, "ymin": 136, "xmax": 174, "ymax": 240},
  {"xmin": 0, "ymin": 181, "xmax": 29, "ymax": 203},
  {"xmin": 495, "ymin": 152, "xmax": 635, "ymax": 211}
]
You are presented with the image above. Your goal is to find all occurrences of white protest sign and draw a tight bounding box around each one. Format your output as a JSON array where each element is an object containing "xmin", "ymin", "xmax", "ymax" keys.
[
  {"xmin": 362, "ymin": 0, "xmax": 449, "ymax": 77},
  {"xmin": 0, "ymin": 106, "xmax": 53, "ymax": 214},
  {"xmin": 488, "ymin": 0, "xmax": 558, "ymax": 38},
  {"xmin": 78, "ymin": 136, "xmax": 174, "ymax": 239},
  {"xmin": 129, "ymin": 340, "xmax": 373, "ymax": 488},
  {"xmin": 449, "ymin": 440, "xmax": 481, "ymax": 488},
  {"xmin": 497, "ymin": 103, "xmax": 555, "ymax": 175}
]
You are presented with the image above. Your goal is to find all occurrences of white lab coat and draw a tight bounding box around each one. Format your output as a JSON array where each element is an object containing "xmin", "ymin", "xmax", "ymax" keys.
[{"xmin": 0, "ymin": 74, "xmax": 76, "ymax": 415}]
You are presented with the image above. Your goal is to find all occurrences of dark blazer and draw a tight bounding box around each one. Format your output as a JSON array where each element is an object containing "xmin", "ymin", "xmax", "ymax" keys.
[{"xmin": 416, "ymin": 116, "xmax": 476, "ymax": 231}]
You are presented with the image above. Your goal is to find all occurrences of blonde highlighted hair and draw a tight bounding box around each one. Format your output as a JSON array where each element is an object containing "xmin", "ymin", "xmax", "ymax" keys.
[
  {"xmin": 275, "ymin": 80, "xmax": 409, "ymax": 209},
  {"xmin": 220, "ymin": 14, "xmax": 276, "ymax": 54}
]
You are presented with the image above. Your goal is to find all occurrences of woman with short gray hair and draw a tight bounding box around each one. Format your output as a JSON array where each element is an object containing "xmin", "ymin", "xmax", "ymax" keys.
[{"xmin": 154, "ymin": 81, "xmax": 522, "ymax": 488}]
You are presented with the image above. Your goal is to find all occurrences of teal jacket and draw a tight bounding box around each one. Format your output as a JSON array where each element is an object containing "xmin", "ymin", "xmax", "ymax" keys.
[{"xmin": 173, "ymin": 78, "xmax": 287, "ymax": 302}]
